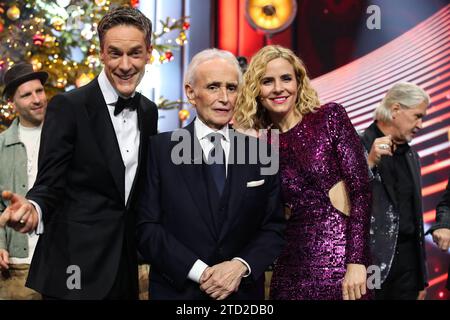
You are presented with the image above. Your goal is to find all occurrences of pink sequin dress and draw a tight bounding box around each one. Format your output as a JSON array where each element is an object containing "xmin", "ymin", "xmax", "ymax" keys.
[{"xmin": 269, "ymin": 103, "xmax": 372, "ymax": 300}]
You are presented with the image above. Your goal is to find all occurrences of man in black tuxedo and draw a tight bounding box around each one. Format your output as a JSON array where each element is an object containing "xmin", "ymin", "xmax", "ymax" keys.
[
  {"xmin": 0, "ymin": 7, "xmax": 158, "ymax": 299},
  {"xmin": 136, "ymin": 49, "xmax": 285, "ymax": 300}
]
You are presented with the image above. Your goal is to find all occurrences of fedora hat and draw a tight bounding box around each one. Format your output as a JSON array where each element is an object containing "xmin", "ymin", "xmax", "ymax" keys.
[{"xmin": 2, "ymin": 62, "xmax": 48, "ymax": 99}]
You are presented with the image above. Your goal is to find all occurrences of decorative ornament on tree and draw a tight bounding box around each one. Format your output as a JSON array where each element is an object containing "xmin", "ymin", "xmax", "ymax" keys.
[
  {"xmin": 182, "ymin": 22, "xmax": 190, "ymax": 30},
  {"xmin": 130, "ymin": 0, "xmax": 139, "ymax": 8},
  {"xmin": 56, "ymin": 77, "xmax": 67, "ymax": 89},
  {"xmin": 75, "ymin": 72, "xmax": 94, "ymax": 88},
  {"xmin": 44, "ymin": 34, "xmax": 55, "ymax": 47},
  {"xmin": 0, "ymin": 21, "xmax": 4, "ymax": 33},
  {"xmin": 164, "ymin": 50, "xmax": 174, "ymax": 62},
  {"xmin": 7, "ymin": 5, "xmax": 21, "ymax": 21},
  {"xmin": 51, "ymin": 16, "xmax": 65, "ymax": 31},
  {"xmin": 178, "ymin": 109, "xmax": 190, "ymax": 121},
  {"xmin": 81, "ymin": 24, "xmax": 94, "ymax": 40},
  {"xmin": 33, "ymin": 33, "xmax": 45, "ymax": 46},
  {"xmin": 176, "ymin": 32, "xmax": 187, "ymax": 45},
  {"xmin": 95, "ymin": 0, "xmax": 107, "ymax": 6}
]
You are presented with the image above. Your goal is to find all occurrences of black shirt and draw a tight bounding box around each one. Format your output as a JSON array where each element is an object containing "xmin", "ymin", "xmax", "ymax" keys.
[{"xmin": 374, "ymin": 125, "xmax": 417, "ymax": 239}]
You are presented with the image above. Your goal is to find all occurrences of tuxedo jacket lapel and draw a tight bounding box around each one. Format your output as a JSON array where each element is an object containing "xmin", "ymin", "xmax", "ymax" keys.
[
  {"xmin": 219, "ymin": 138, "xmax": 252, "ymax": 241},
  {"xmin": 178, "ymin": 122, "xmax": 217, "ymax": 239},
  {"xmin": 127, "ymin": 93, "xmax": 151, "ymax": 207},
  {"xmin": 85, "ymin": 79, "xmax": 125, "ymax": 201}
]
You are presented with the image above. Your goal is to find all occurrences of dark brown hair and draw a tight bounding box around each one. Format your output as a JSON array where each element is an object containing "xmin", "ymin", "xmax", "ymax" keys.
[{"xmin": 97, "ymin": 6, "xmax": 152, "ymax": 50}]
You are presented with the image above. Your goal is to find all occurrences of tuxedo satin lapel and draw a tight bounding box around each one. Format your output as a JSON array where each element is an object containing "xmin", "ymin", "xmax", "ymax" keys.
[
  {"xmin": 178, "ymin": 122, "xmax": 217, "ymax": 239},
  {"xmin": 84, "ymin": 79, "xmax": 125, "ymax": 201}
]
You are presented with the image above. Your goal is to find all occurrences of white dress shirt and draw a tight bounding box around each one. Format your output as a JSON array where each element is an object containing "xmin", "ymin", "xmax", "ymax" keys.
[
  {"xmin": 187, "ymin": 118, "xmax": 251, "ymax": 283},
  {"xmin": 98, "ymin": 70, "xmax": 140, "ymax": 205},
  {"xmin": 33, "ymin": 69, "xmax": 140, "ymax": 234}
]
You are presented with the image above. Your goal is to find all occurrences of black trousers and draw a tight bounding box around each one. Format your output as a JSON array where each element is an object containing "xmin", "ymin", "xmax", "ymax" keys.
[
  {"xmin": 43, "ymin": 241, "xmax": 135, "ymax": 300},
  {"xmin": 375, "ymin": 239, "xmax": 421, "ymax": 300},
  {"xmin": 105, "ymin": 241, "xmax": 135, "ymax": 300}
]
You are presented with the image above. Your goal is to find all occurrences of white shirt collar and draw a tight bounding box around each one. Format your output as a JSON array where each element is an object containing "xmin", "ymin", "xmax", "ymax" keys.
[
  {"xmin": 98, "ymin": 69, "xmax": 136, "ymax": 106},
  {"xmin": 194, "ymin": 117, "xmax": 230, "ymax": 142}
]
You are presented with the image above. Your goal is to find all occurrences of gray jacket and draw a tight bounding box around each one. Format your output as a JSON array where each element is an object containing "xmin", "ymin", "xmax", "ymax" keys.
[{"xmin": 0, "ymin": 118, "xmax": 30, "ymax": 258}]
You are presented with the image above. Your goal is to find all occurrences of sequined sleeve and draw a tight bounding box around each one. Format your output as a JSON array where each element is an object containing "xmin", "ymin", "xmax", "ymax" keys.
[{"xmin": 326, "ymin": 103, "xmax": 371, "ymax": 265}]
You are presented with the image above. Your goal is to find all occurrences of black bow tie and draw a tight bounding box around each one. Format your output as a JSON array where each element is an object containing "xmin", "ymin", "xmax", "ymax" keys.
[{"xmin": 114, "ymin": 94, "xmax": 139, "ymax": 116}]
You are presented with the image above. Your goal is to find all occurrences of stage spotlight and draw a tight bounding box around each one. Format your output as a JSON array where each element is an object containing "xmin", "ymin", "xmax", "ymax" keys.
[{"xmin": 246, "ymin": 0, "xmax": 297, "ymax": 34}]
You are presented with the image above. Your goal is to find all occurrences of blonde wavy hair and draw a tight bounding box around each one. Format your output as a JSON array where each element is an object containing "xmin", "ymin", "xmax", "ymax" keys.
[{"xmin": 234, "ymin": 45, "xmax": 320, "ymax": 130}]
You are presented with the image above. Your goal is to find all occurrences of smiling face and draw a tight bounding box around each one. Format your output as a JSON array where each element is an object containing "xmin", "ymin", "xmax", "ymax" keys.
[
  {"xmin": 259, "ymin": 58, "xmax": 298, "ymax": 124},
  {"xmin": 185, "ymin": 58, "xmax": 239, "ymax": 130},
  {"xmin": 100, "ymin": 25, "xmax": 151, "ymax": 97},
  {"xmin": 391, "ymin": 101, "xmax": 427, "ymax": 143},
  {"xmin": 11, "ymin": 79, "xmax": 47, "ymax": 127}
]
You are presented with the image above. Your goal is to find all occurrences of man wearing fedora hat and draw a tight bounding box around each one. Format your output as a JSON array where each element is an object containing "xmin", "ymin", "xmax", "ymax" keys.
[{"xmin": 0, "ymin": 62, "xmax": 48, "ymax": 299}]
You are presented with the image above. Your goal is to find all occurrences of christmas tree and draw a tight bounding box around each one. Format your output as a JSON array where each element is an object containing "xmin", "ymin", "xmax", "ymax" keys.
[{"xmin": 0, "ymin": 0, "xmax": 190, "ymax": 132}]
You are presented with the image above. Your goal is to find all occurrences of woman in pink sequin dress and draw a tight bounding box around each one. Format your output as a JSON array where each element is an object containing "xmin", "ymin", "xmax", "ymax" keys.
[{"xmin": 234, "ymin": 45, "xmax": 371, "ymax": 300}]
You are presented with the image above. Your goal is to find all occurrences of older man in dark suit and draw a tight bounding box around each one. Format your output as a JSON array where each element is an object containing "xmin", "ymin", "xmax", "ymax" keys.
[{"xmin": 137, "ymin": 49, "xmax": 285, "ymax": 300}]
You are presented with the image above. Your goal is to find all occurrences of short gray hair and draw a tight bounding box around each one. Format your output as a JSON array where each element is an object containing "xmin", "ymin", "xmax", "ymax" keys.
[
  {"xmin": 374, "ymin": 82, "xmax": 430, "ymax": 122},
  {"xmin": 184, "ymin": 48, "xmax": 242, "ymax": 86}
]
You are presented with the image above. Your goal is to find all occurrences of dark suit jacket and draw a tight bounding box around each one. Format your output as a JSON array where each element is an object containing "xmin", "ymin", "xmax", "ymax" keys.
[
  {"xmin": 26, "ymin": 78, "xmax": 158, "ymax": 299},
  {"xmin": 361, "ymin": 122, "xmax": 428, "ymax": 289},
  {"xmin": 428, "ymin": 177, "xmax": 450, "ymax": 289},
  {"xmin": 136, "ymin": 121, "xmax": 286, "ymax": 300},
  {"xmin": 428, "ymin": 177, "xmax": 450, "ymax": 233}
]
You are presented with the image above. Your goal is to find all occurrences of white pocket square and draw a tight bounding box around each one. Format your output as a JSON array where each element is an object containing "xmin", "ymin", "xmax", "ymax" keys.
[{"xmin": 246, "ymin": 179, "xmax": 265, "ymax": 187}]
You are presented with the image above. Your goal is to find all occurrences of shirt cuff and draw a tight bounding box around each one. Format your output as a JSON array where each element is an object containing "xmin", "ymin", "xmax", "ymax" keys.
[
  {"xmin": 232, "ymin": 257, "xmax": 251, "ymax": 277},
  {"xmin": 187, "ymin": 259, "xmax": 209, "ymax": 284},
  {"xmin": 28, "ymin": 200, "xmax": 44, "ymax": 235}
]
